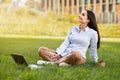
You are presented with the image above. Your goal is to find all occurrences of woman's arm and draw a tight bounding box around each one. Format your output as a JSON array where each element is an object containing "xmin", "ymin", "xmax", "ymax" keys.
[
  {"xmin": 56, "ymin": 29, "xmax": 71, "ymax": 56},
  {"xmin": 89, "ymin": 31, "xmax": 98, "ymax": 63}
]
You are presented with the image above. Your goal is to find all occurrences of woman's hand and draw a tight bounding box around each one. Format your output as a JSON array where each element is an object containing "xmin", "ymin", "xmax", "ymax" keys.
[
  {"xmin": 49, "ymin": 52, "xmax": 62, "ymax": 61},
  {"xmin": 53, "ymin": 54, "xmax": 62, "ymax": 60}
]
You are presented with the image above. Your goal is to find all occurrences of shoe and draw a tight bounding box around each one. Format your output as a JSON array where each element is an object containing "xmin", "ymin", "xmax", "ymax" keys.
[
  {"xmin": 37, "ymin": 60, "xmax": 55, "ymax": 65},
  {"xmin": 28, "ymin": 64, "xmax": 43, "ymax": 69},
  {"xmin": 59, "ymin": 62, "xmax": 71, "ymax": 67}
]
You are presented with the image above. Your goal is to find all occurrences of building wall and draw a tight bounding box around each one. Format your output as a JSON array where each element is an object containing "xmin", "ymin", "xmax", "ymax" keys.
[{"xmin": 41, "ymin": 0, "xmax": 120, "ymax": 24}]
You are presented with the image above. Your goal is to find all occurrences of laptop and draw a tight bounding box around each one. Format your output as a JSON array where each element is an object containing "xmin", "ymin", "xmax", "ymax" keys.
[
  {"xmin": 11, "ymin": 54, "xmax": 28, "ymax": 66},
  {"xmin": 11, "ymin": 54, "xmax": 43, "ymax": 69}
]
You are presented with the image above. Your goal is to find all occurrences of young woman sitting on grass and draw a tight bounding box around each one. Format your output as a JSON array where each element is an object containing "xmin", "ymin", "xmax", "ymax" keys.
[{"xmin": 38, "ymin": 9, "xmax": 100, "ymax": 66}]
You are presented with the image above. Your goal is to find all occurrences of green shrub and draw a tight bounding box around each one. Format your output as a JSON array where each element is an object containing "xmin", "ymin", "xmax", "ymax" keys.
[{"xmin": 0, "ymin": 8, "xmax": 120, "ymax": 38}]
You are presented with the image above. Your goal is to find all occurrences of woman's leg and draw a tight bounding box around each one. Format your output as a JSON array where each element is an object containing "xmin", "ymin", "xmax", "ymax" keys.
[
  {"xmin": 38, "ymin": 47, "xmax": 57, "ymax": 62},
  {"xmin": 55, "ymin": 51, "xmax": 85, "ymax": 65}
]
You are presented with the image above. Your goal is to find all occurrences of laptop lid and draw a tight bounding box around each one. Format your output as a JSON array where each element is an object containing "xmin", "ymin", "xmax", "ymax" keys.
[{"xmin": 11, "ymin": 54, "xmax": 28, "ymax": 66}]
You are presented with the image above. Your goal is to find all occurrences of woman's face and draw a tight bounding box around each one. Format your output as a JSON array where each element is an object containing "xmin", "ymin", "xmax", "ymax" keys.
[{"xmin": 78, "ymin": 10, "xmax": 90, "ymax": 24}]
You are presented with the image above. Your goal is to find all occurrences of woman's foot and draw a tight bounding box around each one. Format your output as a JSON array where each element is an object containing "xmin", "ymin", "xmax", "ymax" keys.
[{"xmin": 37, "ymin": 60, "xmax": 55, "ymax": 65}]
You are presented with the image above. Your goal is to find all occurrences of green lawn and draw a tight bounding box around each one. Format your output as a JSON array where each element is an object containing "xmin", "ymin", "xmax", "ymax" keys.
[{"xmin": 0, "ymin": 36, "xmax": 120, "ymax": 80}]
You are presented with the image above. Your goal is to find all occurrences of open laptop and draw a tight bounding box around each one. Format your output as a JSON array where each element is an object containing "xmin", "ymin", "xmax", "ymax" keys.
[
  {"xmin": 11, "ymin": 54, "xmax": 28, "ymax": 66},
  {"xmin": 11, "ymin": 54, "xmax": 43, "ymax": 69}
]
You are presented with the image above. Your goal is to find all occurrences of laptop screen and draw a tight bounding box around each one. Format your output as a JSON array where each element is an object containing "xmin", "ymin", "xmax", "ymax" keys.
[{"xmin": 11, "ymin": 54, "xmax": 28, "ymax": 66}]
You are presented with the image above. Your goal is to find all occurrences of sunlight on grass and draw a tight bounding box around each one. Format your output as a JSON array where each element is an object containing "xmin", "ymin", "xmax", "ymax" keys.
[
  {"xmin": 0, "ymin": 10, "xmax": 74, "ymax": 36},
  {"xmin": 0, "ymin": 8, "xmax": 120, "ymax": 37},
  {"xmin": 98, "ymin": 24, "xmax": 120, "ymax": 38}
]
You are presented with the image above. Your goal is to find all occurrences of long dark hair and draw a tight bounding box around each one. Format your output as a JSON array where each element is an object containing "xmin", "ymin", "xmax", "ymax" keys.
[{"xmin": 87, "ymin": 10, "xmax": 100, "ymax": 49}]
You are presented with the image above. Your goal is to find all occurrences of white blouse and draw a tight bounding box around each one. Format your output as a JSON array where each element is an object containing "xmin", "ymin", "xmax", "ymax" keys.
[{"xmin": 56, "ymin": 25, "xmax": 98, "ymax": 63}]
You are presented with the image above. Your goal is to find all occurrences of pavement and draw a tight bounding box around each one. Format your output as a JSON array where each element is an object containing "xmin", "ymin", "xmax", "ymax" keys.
[
  {"xmin": 101, "ymin": 38, "xmax": 120, "ymax": 42},
  {"xmin": 0, "ymin": 34, "xmax": 120, "ymax": 42}
]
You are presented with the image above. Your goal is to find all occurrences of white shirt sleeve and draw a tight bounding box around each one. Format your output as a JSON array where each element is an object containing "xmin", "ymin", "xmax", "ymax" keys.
[
  {"xmin": 89, "ymin": 31, "xmax": 98, "ymax": 63},
  {"xmin": 56, "ymin": 30, "xmax": 71, "ymax": 56}
]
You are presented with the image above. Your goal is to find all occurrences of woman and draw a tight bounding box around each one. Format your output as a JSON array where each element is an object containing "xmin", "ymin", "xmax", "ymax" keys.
[{"xmin": 38, "ymin": 9, "xmax": 100, "ymax": 66}]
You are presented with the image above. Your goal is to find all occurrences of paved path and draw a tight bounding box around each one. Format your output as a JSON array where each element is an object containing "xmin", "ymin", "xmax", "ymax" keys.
[
  {"xmin": 0, "ymin": 34, "xmax": 120, "ymax": 42},
  {"xmin": 101, "ymin": 38, "xmax": 120, "ymax": 42}
]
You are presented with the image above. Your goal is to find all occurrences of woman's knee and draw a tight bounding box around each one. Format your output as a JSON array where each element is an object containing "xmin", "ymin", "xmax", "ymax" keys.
[
  {"xmin": 63, "ymin": 52, "xmax": 79, "ymax": 65},
  {"xmin": 38, "ymin": 47, "xmax": 48, "ymax": 56},
  {"xmin": 71, "ymin": 51, "xmax": 85, "ymax": 65}
]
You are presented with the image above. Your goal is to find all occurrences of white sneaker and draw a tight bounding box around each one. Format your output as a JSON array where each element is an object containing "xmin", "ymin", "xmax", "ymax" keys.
[
  {"xmin": 59, "ymin": 62, "xmax": 71, "ymax": 67},
  {"xmin": 28, "ymin": 64, "xmax": 43, "ymax": 69},
  {"xmin": 37, "ymin": 60, "xmax": 55, "ymax": 65}
]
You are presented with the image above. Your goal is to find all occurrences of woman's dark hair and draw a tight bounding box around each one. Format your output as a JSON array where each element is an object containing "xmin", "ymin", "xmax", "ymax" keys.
[{"xmin": 87, "ymin": 10, "xmax": 100, "ymax": 49}]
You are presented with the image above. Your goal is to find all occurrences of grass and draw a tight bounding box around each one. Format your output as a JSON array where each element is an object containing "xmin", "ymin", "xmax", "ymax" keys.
[
  {"xmin": 0, "ymin": 36, "xmax": 120, "ymax": 80},
  {"xmin": 0, "ymin": 3, "xmax": 120, "ymax": 79},
  {"xmin": 98, "ymin": 24, "xmax": 120, "ymax": 38}
]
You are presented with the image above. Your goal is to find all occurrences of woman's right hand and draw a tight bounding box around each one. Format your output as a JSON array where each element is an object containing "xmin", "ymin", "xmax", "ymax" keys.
[{"xmin": 49, "ymin": 52, "xmax": 62, "ymax": 61}]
